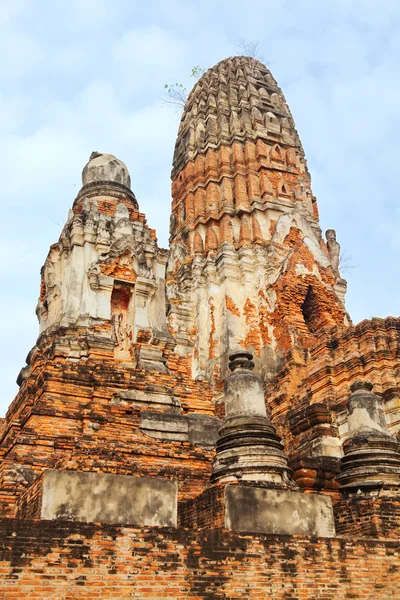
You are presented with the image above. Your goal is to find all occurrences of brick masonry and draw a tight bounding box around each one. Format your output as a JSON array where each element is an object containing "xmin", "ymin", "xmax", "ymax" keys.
[
  {"xmin": 1, "ymin": 519, "xmax": 400, "ymax": 599},
  {"xmin": 334, "ymin": 496, "xmax": 400, "ymax": 539}
]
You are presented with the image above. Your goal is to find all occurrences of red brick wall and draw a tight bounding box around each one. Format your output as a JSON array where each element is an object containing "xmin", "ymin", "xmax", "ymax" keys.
[
  {"xmin": 0, "ymin": 519, "xmax": 400, "ymax": 599},
  {"xmin": 178, "ymin": 483, "xmax": 225, "ymax": 528},
  {"xmin": 0, "ymin": 336, "xmax": 216, "ymax": 518},
  {"xmin": 265, "ymin": 317, "xmax": 400, "ymax": 491},
  {"xmin": 335, "ymin": 496, "xmax": 400, "ymax": 539},
  {"xmin": 15, "ymin": 475, "xmax": 43, "ymax": 519}
]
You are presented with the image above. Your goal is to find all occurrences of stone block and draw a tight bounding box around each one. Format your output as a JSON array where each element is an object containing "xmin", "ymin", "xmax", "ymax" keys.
[
  {"xmin": 224, "ymin": 485, "xmax": 335, "ymax": 537},
  {"xmin": 112, "ymin": 385, "xmax": 180, "ymax": 411},
  {"xmin": 40, "ymin": 470, "xmax": 177, "ymax": 526},
  {"xmin": 187, "ymin": 413, "xmax": 222, "ymax": 446},
  {"xmin": 140, "ymin": 411, "xmax": 221, "ymax": 445},
  {"xmin": 140, "ymin": 411, "xmax": 189, "ymax": 441}
]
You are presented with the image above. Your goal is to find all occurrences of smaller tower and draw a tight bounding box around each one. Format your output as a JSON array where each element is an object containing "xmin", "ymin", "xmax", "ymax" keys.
[
  {"xmin": 180, "ymin": 350, "xmax": 335, "ymax": 537},
  {"xmin": 36, "ymin": 152, "xmax": 173, "ymax": 369},
  {"xmin": 338, "ymin": 381, "xmax": 400, "ymax": 494},
  {"xmin": 212, "ymin": 351, "xmax": 292, "ymax": 485}
]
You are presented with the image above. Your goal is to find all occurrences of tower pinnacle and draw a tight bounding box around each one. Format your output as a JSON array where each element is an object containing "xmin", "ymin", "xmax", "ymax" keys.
[{"xmin": 167, "ymin": 56, "xmax": 348, "ymax": 382}]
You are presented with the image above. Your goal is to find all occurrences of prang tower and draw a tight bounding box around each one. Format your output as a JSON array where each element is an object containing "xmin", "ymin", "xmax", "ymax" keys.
[{"xmin": 167, "ymin": 56, "xmax": 348, "ymax": 382}]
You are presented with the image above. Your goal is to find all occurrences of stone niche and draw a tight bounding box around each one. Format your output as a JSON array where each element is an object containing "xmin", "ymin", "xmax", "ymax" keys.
[{"xmin": 27, "ymin": 470, "xmax": 177, "ymax": 526}]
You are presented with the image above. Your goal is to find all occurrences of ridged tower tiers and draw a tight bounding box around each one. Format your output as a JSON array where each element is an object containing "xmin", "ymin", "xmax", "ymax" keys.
[{"xmin": 167, "ymin": 56, "xmax": 348, "ymax": 383}]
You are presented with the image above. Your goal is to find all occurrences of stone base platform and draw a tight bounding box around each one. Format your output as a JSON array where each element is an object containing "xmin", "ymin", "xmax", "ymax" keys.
[
  {"xmin": 17, "ymin": 469, "xmax": 177, "ymax": 526},
  {"xmin": 179, "ymin": 482, "xmax": 335, "ymax": 537}
]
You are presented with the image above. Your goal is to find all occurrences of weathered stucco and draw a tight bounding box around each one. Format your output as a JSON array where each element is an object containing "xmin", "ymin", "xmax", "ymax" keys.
[{"xmin": 41, "ymin": 470, "xmax": 177, "ymax": 526}]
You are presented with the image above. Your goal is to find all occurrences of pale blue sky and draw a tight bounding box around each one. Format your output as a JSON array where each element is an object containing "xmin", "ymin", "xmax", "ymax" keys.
[{"xmin": 1, "ymin": 0, "xmax": 400, "ymax": 415}]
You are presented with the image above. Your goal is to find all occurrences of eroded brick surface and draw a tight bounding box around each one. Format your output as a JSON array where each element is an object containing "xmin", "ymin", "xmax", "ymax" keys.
[{"xmin": 0, "ymin": 520, "xmax": 400, "ymax": 599}]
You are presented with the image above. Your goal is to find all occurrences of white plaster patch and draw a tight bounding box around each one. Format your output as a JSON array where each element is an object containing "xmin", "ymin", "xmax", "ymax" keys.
[
  {"xmin": 272, "ymin": 212, "xmax": 294, "ymax": 245},
  {"xmin": 348, "ymin": 407, "xmax": 387, "ymax": 435},
  {"xmin": 303, "ymin": 236, "xmax": 330, "ymax": 268},
  {"xmin": 312, "ymin": 264, "xmax": 323, "ymax": 281},
  {"xmin": 296, "ymin": 263, "xmax": 311, "ymax": 276}
]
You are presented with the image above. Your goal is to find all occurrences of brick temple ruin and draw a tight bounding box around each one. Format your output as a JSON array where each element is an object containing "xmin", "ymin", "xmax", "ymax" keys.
[{"xmin": 1, "ymin": 56, "xmax": 400, "ymax": 598}]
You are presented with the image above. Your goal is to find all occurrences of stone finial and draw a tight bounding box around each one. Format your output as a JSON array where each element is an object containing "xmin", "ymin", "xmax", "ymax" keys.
[
  {"xmin": 82, "ymin": 152, "xmax": 131, "ymax": 189},
  {"xmin": 350, "ymin": 380, "xmax": 373, "ymax": 393},
  {"xmin": 347, "ymin": 380, "xmax": 387, "ymax": 434},
  {"xmin": 229, "ymin": 351, "xmax": 254, "ymax": 372},
  {"xmin": 224, "ymin": 351, "xmax": 266, "ymax": 420},
  {"xmin": 325, "ymin": 228, "xmax": 340, "ymax": 277}
]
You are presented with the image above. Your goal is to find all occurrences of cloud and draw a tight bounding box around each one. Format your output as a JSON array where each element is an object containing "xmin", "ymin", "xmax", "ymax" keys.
[{"xmin": 112, "ymin": 25, "xmax": 187, "ymax": 82}]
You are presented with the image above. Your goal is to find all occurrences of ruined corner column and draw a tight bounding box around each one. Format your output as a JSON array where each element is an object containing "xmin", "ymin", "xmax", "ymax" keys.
[
  {"xmin": 211, "ymin": 351, "xmax": 293, "ymax": 485},
  {"xmin": 338, "ymin": 381, "xmax": 400, "ymax": 495}
]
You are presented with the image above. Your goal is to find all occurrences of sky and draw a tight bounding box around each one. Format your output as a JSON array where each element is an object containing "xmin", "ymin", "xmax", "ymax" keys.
[{"xmin": 1, "ymin": 0, "xmax": 400, "ymax": 416}]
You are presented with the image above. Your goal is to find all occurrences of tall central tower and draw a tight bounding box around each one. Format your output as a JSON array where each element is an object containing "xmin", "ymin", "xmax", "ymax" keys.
[{"xmin": 167, "ymin": 56, "xmax": 348, "ymax": 383}]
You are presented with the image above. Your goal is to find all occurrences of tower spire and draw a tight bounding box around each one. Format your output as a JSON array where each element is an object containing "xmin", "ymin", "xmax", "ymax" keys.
[{"xmin": 167, "ymin": 56, "xmax": 348, "ymax": 383}]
